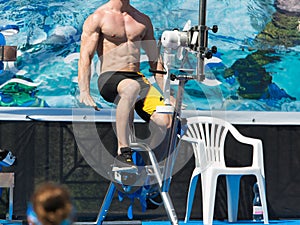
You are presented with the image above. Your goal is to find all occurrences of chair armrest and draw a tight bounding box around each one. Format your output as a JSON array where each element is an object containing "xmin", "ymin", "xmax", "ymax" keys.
[
  {"xmin": 229, "ymin": 126, "xmax": 265, "ymax": 177},
  {"xmin": 251, "ymin": 139, "xmax": 265, "ymax": 178}
]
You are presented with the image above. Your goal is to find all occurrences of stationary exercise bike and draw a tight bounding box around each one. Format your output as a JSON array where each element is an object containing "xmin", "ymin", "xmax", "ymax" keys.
[{"xmin": 74, "ymin": 0, "xmax": 218, "ymax": 224}]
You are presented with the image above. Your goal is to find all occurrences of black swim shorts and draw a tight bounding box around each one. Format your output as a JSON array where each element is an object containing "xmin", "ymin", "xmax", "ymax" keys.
[{"xmin": 98, "ymin": 71, "xmax": 165, "ymax": 122}]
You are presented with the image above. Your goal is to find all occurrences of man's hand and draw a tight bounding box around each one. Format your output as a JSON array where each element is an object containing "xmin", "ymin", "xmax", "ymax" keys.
[{"xmin": 79, "ymin": 91, "xmax": 100, "ymax": 111}]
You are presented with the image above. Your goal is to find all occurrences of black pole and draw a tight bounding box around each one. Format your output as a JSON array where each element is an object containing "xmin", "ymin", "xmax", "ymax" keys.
[
  {"xmin": 199, "ymin": 0, "xmax": 207, "ymax": 27},
  {"xmin": 197, "ymin": 0, "xmax": 207, "ymax": 81}
]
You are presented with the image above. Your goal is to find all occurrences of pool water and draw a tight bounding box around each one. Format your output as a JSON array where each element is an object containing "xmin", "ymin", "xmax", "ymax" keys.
[{"xmin": 0, "ymin": 0, "xmax": 299, "ymax": 111}]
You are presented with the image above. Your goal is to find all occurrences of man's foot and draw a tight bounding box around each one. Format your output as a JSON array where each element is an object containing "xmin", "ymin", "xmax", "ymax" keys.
[
  {"xmin": 112, "ymin": 147, "xmax": 138, "ymax": 173},
  {"xmin": 112, "ymin": 147, "xmax": 138, "ymax": 186}
]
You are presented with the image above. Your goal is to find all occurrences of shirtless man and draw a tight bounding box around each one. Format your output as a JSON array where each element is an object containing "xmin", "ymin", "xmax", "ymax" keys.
[{"xmin": 78, "ymin": 0, "xmax": 172, "ymax": 178}]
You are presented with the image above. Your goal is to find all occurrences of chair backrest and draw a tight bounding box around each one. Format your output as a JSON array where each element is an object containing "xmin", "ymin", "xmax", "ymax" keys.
[{"xmin": 183, "ymin": 116, "xmax": 237, "ymax": 168}]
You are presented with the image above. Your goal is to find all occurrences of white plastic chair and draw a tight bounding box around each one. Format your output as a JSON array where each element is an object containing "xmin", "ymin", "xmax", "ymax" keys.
[{"xmin": 182, "ymin": 116, "xmax": 268, "ymax": 225}]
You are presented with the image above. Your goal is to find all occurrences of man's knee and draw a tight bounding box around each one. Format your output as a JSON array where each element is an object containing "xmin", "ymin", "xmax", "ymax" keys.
[{"xmin": 118, "ymin": 79, "xmax": 140, "ymax": 97}]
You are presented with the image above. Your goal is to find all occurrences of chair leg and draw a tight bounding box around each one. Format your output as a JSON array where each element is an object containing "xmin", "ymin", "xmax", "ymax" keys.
[
  {"xmin": 184, "ymin": 171, "xmax": 200, "ymax": 223},
  {"xmin": 256, "ymin": 175, "xmax": 269, "ymax": 224},
  {"xmin": 201, "ymin": 172, "xmax": 218, "ymax": 225},
  {"xmin": 226, "ymin": 175, "xmax": 241, "ymax": 222}
]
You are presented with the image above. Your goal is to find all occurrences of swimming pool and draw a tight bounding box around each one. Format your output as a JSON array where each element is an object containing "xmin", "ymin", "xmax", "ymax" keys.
[{"xmin": 0, "ymin": 0, "xmax": 299, "ymax": 111}]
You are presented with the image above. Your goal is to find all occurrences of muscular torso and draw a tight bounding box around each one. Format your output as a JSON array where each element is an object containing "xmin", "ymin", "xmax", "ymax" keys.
[{"xmin": 96, "ymin": 6, "xmax": 148, "ymax": 73}]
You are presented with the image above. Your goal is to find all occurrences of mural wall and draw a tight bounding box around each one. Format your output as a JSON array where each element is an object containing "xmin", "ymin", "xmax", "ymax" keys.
[{"xmin": 0, "ymin": 0, "xmax": 299, "ymax": 112}]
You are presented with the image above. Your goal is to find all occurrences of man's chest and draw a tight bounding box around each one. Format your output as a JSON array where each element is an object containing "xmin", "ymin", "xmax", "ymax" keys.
[{"xmin": 101, "ymin": 14, "xmax": 146, "ymax": 42}]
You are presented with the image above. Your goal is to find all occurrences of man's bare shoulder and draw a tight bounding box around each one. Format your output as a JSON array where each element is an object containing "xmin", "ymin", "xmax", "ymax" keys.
[
  {"xmin": 84, "ymin": 4, "xmax": 110, "ymax": 30},
  {"xmin": 90, "ymin": 4, "xmax": 109, "ymax": 21}
]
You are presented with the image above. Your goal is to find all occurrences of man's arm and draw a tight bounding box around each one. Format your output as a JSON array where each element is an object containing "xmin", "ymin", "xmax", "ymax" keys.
[
  {"xmin": 78, "ymin": 13, "xmax": 101, "ymax": 109},
  {"xmin": 141, "ymin": 16, "xmax": 177, "ymax": 107},
  {"xmin": 141, "ymin": 16, "xmax": 165, "ymax": 91}
]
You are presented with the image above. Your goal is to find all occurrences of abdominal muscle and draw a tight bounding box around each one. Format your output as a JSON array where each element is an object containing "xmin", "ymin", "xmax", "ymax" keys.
[{"xmin": 99, "ymin": 39, "xmax": 142, "ymax": 73}]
